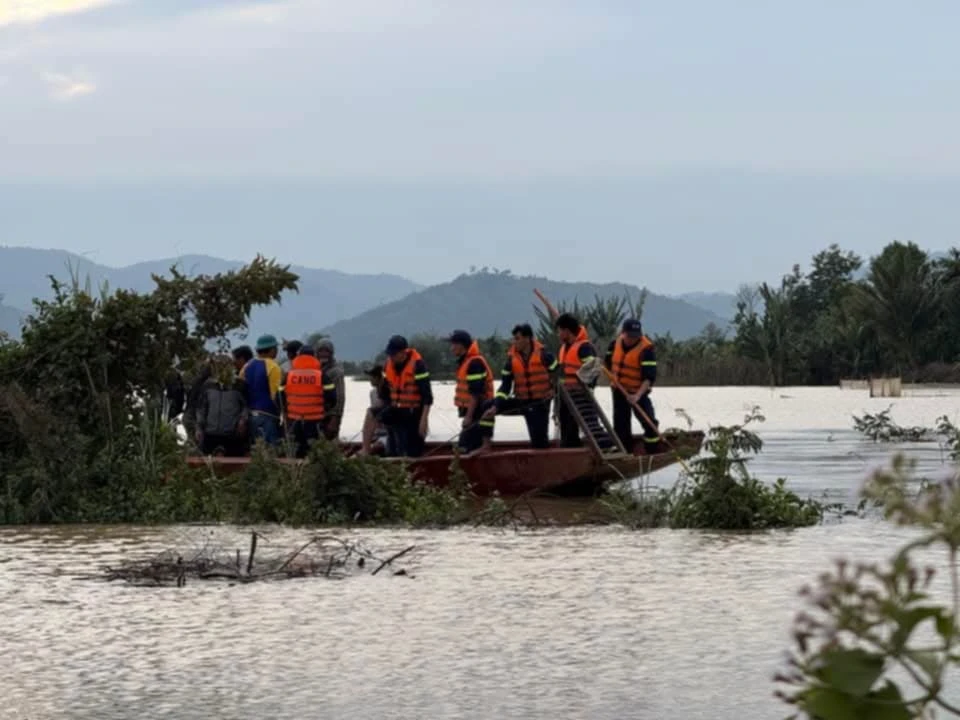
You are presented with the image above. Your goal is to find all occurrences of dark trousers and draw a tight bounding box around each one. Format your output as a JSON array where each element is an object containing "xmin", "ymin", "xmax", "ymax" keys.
[
  {"xmin": 250, "ymin": 413, "xmax": 281, "ymax": 447},
  {"xmin": 201, "ymin": 434, "xmax": 247, "ymax": 457},
  {"xmin": 496, "ymin": 398, "xmax": 551, "ymax": 449},
  {"xmin": 557, "ymin": 399, "xmax": 582, "ymax": 448},
  {"xmin": 291, "ymin": 419, "xmax": 323, "ymax": 459},
  {"xmin": 381, "ymin": 406, "xmax": 426, "ymax": 458},
  {"xmin": 457, "ymin": 405, "xmax": 495, "ymax": 453},
  {"xmin": 612, "ymin": 389, "xmax": 660, "ymax": 453}
]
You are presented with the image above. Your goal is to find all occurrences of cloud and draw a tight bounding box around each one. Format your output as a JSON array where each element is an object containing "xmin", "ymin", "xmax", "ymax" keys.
[
  {"xmin": 43, "ymin": 70, "xmax": 95, "ymax": 100},
  {"xmin": 0, "ymin": 0, "xmax": 119, "ymax": 27}
]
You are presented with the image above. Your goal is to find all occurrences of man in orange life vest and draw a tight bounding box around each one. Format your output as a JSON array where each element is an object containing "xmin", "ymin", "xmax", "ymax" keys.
[
  {"xmin": 481, "ymin": 323, "xmax": 558, "ymax": 449},
  {"xmin": 555, "ymin": 312, "xmax": 600, "ymax": 448},
  {"xmin": 379, "ymin": 335, "xmax": 433, "ymax": 457},
  {"xmin": 604, "ymin": 318, "xmax": 660, "ymax": 453},
  {"xmin": 279, "ymin": 345, "xmax": 338, "ymax": 458},
  {"xmin": 447, "ymin": 329, "xmax": 495, "ymax": 453}
]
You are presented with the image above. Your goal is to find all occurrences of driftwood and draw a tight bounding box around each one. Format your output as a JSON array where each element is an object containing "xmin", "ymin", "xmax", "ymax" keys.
[{"xmin": 102, "ymin": 531, "xmax": 417, "ymax": 586}]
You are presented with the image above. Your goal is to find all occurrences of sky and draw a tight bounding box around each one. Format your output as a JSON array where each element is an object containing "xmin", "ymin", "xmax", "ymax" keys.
[{"xmin": 2, "ymin": 0, "xmax": 959, "ymax": 293}]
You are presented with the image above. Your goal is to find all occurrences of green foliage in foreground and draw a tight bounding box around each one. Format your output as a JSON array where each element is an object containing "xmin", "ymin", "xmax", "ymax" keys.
[
  {"xmin": 776, "ymin": 455, "xmax": 960, "ymax": 719},
  {"xmin": 597, "ymin": 407, "xmax": 825, "ymax": 530}
]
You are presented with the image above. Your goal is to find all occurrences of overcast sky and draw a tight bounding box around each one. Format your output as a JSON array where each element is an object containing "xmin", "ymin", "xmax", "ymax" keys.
[{"xmin": 2, "ymin": 0, "xmax": 959, "ymax": 292}]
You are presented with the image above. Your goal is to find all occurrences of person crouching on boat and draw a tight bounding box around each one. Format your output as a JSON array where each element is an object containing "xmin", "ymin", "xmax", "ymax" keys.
[
  {"xmin": 604, "ymin": 318, "xmax": 660, "ymax": 453},
  {"xmin": 447, "ymin": 329, "xmax": 495, "ymax": 454},
  {"xmin": 195, "ymin": 354, "xmax": 249, "ymax": 457},
  {"xmin": 481, "ymin": 323, "xmax": 557, "ymax": 449},
  {"xmin": 358, "ymin": 365, "xmax": 393, "ymax": 456},
  {"xmin": 240, "ymin": 334, "xmax": 283, "ymax": 447},
  {"xmin": 380, "ymin": 335, "xmax": 433, "ymax": 458},
  {"xmin": 280, "ymin": 345, "xmax": 338, "ymax": 458}
]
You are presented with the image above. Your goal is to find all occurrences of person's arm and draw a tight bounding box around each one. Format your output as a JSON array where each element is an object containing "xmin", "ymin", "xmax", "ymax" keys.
[
  {"xmin": 463, "ymin": 358, "xmax": 488, "ymax": 426},
  {"xmin": 414, "ymin": 358, "xmax": 432, "ymax": 436},
  {"xmin": 322, "ymin": 369, "xmax": 338, "ymax": 414},
  {"xmin": 495, "ymin": 357, "xmax": 513, "ymax": 409},
  {"xmin": 603, "ymin": 340, "xmax": 615, "ymax": 371},
  {"xmin": 640, "ymin": 344, "xmax": 657, "ymax": 393},
  {"xmin": 195, "ymin": 384, "xmax": 208, "ymax": 442},
  {"xmin": 542, "ymin": 349, "xmax": 559, "ymax": 375},
  {"xmin": 332, "ymin": 369, "xmax": 346, "ymax": 417},
  {"xmin": 267, "ymin": 359, "xmax": 282, "ymax": 414}
]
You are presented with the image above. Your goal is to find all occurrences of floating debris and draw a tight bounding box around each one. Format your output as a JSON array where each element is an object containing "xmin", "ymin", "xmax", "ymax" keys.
[{"xmin": 101, "ymin": 532, "xmax": 417, "ymax": 586}]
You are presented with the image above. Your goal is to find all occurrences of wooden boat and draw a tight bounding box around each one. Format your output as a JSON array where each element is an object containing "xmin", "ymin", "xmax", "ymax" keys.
[{"xmin": 185, "ymin": 429, "xmax": 704, "ymax": 497}]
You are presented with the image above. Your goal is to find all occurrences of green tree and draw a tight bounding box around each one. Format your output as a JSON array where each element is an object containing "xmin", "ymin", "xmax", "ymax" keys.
[{"xmin": 849, "ymin": 242, "xmax": 941, "ymax": 374}]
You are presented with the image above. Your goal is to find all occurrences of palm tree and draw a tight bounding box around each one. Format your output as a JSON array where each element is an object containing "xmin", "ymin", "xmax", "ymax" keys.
[{"xmin": 849, "ymin": 242, "xmax": 942, "ymax": 374}]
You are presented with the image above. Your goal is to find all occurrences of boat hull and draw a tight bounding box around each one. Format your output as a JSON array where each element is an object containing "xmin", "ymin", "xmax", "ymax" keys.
[{"xmin": 186, "ymin": 431, "xmax": 703, "ymax": 497}]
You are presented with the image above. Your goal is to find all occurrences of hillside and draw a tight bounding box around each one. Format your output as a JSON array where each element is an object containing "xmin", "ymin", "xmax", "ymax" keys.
[
  {"xmin": 678, "ymin": 291, "xmax": 737, "ymax": 320},
  {"xmin": 319, "ymin": 271, "xmax": 727, "ymax": 361},
  {"xmin": 0, "ymin": 247, "xmax": 421, "ymax": 340}
]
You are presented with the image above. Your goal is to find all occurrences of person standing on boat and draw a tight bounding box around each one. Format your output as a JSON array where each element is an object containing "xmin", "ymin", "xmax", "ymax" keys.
[
  {"xmin": 195, "ymin": 355, "xmax": 249, "ymax": 457},
  {"xmin": 280, "ymin": 345, "xmax": 338, "ymax": 458},
  {"xmin": 604, "ymin": 318, "xmax": 660, "ymax": 453},
  {"xmin": 555, "ymin": 313, "xmax": 600, "ymax": 447},
  {"xmin": 358, "ymin": 365, "xmax": 392, "ymax": 456},
  {"xmin": 481, "ymin": 323, "xmax": 557, "ymax": 449},
  {"xmin": 380, "ymin": 335, "xmax": 433, "ymax": 457},
  {"xmin": 240, "ymin": 334, "xmax": 283, "ymax": 447},
  {"xmin": 315, "ymin": 338, "xmax": 346, "ymax": 441},
  {"xmin": 447, "ymin": 330, "xmax": 495, "ymax": 453},
  {"xmin": 280, "ymin": 340, "xmax": 302, "ymax": 374}
]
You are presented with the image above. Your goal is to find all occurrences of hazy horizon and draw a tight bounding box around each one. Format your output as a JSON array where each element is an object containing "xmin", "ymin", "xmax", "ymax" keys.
[{"xmin": 3, "ymin": 1, "xmax": 959, "ymax": 294}]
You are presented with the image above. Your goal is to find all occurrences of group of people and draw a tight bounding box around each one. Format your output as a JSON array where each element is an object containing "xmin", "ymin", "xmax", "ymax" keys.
[
  {"xmin": 181, "ymin": 335, "xmax": 345, "ymax": 458},
  {"xmin": 360, "ymin": 313, "xmax": 661, "ymax": 458},
  {"xmin": 176, "ymin": 312, "xmax": 661, "ymax": 460}
]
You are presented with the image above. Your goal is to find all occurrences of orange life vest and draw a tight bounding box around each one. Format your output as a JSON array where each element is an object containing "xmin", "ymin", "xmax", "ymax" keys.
[
  {"xmin": 285, "ymin": 355, "xmax": 325, "ymax": 421},
  {"xmin": 558, "ymin": 326, "xmax": 591, "ymax": 387},
  {"xmin": 508, "ymin": 341, "xmax": 554, "ymax": 400},
  {"xmin": 384, "ymin": 349, "xmax": 425, "ymax": 409},
  {"xmin": 611, "ymin": 334, "xmax": 654, "ymax": 393},
  {"xmin": 454, "ymin": 341, "xmax": 494, "ymax": 409}
]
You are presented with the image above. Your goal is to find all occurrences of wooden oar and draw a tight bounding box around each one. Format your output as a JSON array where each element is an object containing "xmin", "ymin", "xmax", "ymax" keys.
[{"xmin": 533, "ymin": 287, "xmax": 695, "ymax": 475}]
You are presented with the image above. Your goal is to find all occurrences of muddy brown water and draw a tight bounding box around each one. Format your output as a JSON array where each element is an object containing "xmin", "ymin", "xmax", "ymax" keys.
[{"xmin": 4, "ymin": 384, "xmax": 960, "ymax": 719}]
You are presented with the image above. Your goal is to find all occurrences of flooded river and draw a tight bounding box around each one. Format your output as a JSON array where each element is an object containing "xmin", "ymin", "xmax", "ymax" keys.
[{"xmin": 4, "ymin": 383, "xmax": 959, "ymax": 719}]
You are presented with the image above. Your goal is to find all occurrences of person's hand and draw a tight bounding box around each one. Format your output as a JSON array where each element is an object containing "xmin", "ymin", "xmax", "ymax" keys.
[
  {"xmin": 419, "ymin": 417, "xmax": 429, "ymax": 438},
  {"xmin": 195, "ymin": 430, "xmax": 204, "ymax": 445},
  {"xmin": 482, "ymin": 406, "xmax": 496, "ymax": 420},
  {"xmin": 461, "ymin": 415, "xmax": 473, "ymax": 429},
  {"xmin": 627, "ymin": 391, "xmax": 641, "ymax": 405}
]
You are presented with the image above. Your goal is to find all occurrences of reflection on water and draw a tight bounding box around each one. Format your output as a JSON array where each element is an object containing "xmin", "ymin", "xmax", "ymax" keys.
[{"xmin": 5, "ymin": 385, "xmax": 960, "ymax": 719}]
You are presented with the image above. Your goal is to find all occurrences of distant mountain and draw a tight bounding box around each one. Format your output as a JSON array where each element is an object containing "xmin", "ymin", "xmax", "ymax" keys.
[
  {"xmin": 0, "ymin": 302, "xmax": 24, "ymax": 338},
  {"xmin": 677, "ymin": 291, "xmax": 737, "ymax": 321},
  {"xmin": 0, "ymin": 247, "xmax": 421, "ymax": 340},
  {"xmin": 319, "ymin": 271, "xmax": 727, "ymax": 361}
]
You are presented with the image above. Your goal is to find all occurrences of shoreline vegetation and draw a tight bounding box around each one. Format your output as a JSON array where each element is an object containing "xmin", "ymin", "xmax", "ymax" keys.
[{"xmin": 0, "ymin": 257, "xmax": 837, "ymax": 530}]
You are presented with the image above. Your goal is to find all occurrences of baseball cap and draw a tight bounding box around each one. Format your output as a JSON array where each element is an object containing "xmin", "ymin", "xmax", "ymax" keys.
[
  {"xmin": 622, "ymin": 319, "xmax": 643, "ymax": 338},
  {"xmin": 445, "ymin": 329, "xmax": 472, "ymax": 346}
]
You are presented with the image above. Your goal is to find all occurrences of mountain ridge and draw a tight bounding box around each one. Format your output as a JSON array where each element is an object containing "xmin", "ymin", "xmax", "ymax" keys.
[{"xmin": 319, "ymin": 271, "xmax": 726, "ymax": 361}]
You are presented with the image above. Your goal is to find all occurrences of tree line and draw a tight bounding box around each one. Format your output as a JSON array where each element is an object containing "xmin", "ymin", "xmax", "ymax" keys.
[{"xmin": 364, "ymin": 241, "xmax": 959, "ymax": 386}]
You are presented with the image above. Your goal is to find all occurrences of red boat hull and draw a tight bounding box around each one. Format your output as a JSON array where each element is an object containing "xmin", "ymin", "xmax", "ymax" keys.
[{"xmin": 185, "ymin": 430, "xmax": 704, "ymax": 497}]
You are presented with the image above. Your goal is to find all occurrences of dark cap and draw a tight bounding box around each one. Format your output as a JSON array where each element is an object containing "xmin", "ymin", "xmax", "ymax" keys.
[
  {"xmin": 384, "ymin": 335, "xmax": 408, "ymax": 355},
  {"xmin": 298, "ymin": 345, "xmax": 315, "ymax": 356},
  {"xmin": 284, "ymin": 339, "xmax": 303, "ymax": 355},
  {"xmin": 445, "ymin": 329, "xmax": 472, "ymax": 346},
  {"xmin": 622, "ymin": 318, "xmax": 643, "ymax": 338}
]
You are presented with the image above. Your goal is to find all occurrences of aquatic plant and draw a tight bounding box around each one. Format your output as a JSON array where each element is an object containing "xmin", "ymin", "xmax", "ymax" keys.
[
  {"xmin": 597, "ymin": 406, "xmax": 824, "ymax": 530},
  {"xmin": 776, "ymin": 455, "xmax": 960, "ymax": 718},
  {"xmin": 852, "ymin": 405, "xmax": 933, "ymax": 443}
]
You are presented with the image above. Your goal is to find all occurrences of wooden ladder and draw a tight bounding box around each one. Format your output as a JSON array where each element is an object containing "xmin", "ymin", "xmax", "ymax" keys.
[{"xmin": 556, "ymin": 379, "xmax": 629, "ymax": 458}]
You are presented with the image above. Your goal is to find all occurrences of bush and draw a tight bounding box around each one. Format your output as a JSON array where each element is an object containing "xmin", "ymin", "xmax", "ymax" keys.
[{"xmin": 776, "ymin": 454, "xmax": 960, "ymax": 719}]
